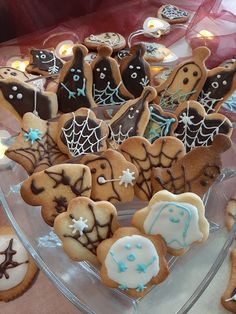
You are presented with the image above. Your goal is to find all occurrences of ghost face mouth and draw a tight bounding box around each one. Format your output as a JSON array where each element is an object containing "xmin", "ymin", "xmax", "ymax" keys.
[
  {"xmin": 100, "ymin": 73, "xmax": 105, "ymax": 79},
  {"xmin": 169, "ymin": 216, "xmax": 180, "ymax": 224},
  {"xmin": 131, "ymin": 72, "xmax": 138, "ymax": 79},
  {"xmin": 73, "ymin": 75, "xmax": 80, "ymax": 81}
]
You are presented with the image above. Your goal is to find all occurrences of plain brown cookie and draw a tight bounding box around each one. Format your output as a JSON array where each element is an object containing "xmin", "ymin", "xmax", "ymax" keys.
[{"xmin": 84, "ymin": 32, "xmax": 126, "ymax": 52}]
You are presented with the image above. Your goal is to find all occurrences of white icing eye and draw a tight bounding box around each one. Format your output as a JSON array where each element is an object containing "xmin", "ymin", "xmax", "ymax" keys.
[
  {"xmin": 129, "ymin": 65, "xmax": 134, "ymax": 69},
  {"xmin": 96, "ymin": 68, "xmax": 100, "ymax": 72},
  {"xmin": 9, "ymin": 94, "xmax": 13, "ymax": 99},
  {"xmin": 12, "ymin": 86, "xmax": 17, "ymax": 91},
  {"xmin": 131, "ymin": 72, "xmax": 137, "ymax": 79},
  {"xmin": 136, "ymin": 110, "xmax": 139, "ymax": 113},
  {"xmin": 103, "ymin": 67, "xmax": 107, "ymax": 71},
  {"xmin": 129, "ymin": 107, "xmax": 134, "ymax": 111},
  {"xmin": 217, "ymin": 74, "xmax": 221, "ymax": 78},
  {"xmin": 77, "ymin": 69, "xmax": 81, "ymax": 73},
  {"xmin": 223, "ymin": 80, "xmax": 227, "ymax": 85},
  {"xmin": 40, "ymin": 51, "xmax": 43, "ymax": 53},
  {"xmin": 136, "ymin": 66, "xmax": 141, "ymax": 70},
  {"xmin": 36, "ymin": 54, "xmax": 39, "ymax": 58},
  {"xmin": 211, "ymin": 82, "xmax": 219, "ymax": 89},
  {"xmin": 41, "ymin": 54, "xmax": 46, "ymax": 59},
  {"xmin": 17, "ymin": 93, "xmax": 23, "ymax": 99},
  {"xmin": 70, "ymin": 68, "xmax": 75, "ymax": 72}
]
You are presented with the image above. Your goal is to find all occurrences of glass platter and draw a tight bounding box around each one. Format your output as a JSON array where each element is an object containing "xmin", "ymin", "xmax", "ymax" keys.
[{"xmin": 0, "ymin": 107, "xmax": 236, "ymax": 314}]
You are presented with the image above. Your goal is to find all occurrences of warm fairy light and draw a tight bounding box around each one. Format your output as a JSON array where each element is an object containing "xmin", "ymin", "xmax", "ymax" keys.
[
  {"xmin": 143, "ymin": 17, "xmax": 170, "ymax": 36},
  {"xmin": 0, "ymin": 142, "xmax": 7, "ymax": 159},
  {"xmin": 147, "ymin": 19, "xmax": 164, "ymax": 31},
  {"xmin": 197, "ymin": 30, "xmax": 214, "ymax": 40},
  {"xmin": 11, "ymin": 60, "xmax": 29, "ymax": 71},
  {"xmin": 59, "ymin": 43, "xmax": 73, "ymax": 57},
  {"xmin": 150, "ymin": 66, "xmax": 164, "ymax": 73}
]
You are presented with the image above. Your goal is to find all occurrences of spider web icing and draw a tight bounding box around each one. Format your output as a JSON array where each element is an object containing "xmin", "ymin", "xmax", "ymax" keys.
[
  {"xmin": 93, "ymin": 81, "xmax": 127, "ymax": 106},
  {"xmin": 108, "ymin": 124, "xmax": 133, "ymax": 149},
  {"xmin": 62, "ymin": 110, "xmax": 107, "ymax": 157},
  {"xmin": 159, "ymin": 88, "xmax": 196, "ymax": 111},
  {"xmin": 198, "ymin": 90, "xmax": 223, "ymax": 114}
]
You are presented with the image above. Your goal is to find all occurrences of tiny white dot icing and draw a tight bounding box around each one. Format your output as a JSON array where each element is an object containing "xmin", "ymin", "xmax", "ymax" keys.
[
  {"xmin": 9, "ymin": 94, "xmax": 13, "ymax": 99},
  {"xmin": 0, "ymin": 235, "xmax": 28, "ymax": 291},
  {"xmin": 105, "ymin": 235, "xmax": 159, "ymax": 289},
  {"xmin": 143, "ymin": 201, "xmax": 203, "ymax": 250},
  {"xmin": 12, "ymin": 86, "xmax": 17, "ymax": 91},
  {"xmin": 17, "ymin": 93, "xmax": 23, "ymax": 100}
]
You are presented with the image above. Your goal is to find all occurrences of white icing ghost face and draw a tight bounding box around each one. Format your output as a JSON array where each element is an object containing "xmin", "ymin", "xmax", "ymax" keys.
[
  {"xmin": 0, "ymin": 235, "xmax": 28, "ymax": 291},
  {"xmin": 71, "ymin": 68, "xmax": 82, "ymax": 82},
  {"xmin": 35, "ymin": 51, "xmax": 47, "ymax": 60},
  {"xmin": 96, "ymin": 67, "xmax": 107, "ymax": 80},
  {"xmin": 128, "ymin": 106, "xmax": 140, "ymax": 119},
  {"xmin": 129, "ymin": 64, "xmax": 141, "ymax": 79},
  {"xmin": 8, "ymin": 85, "xmax": 23, "ymax": 101},
  {"xmin": 105, "ymin": 235, "xmax": 159, "ymax": 291},
  {"xmin": 144, "ymin": 202, "xmax": 203, "ymax": 250}
]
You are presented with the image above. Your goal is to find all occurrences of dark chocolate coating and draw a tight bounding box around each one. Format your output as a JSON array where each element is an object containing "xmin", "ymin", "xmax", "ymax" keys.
[{"xmin": 31, "ymin": 49, "xmax": 63, "ymax": 73}]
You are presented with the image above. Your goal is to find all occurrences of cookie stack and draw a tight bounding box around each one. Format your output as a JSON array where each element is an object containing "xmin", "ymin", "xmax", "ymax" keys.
[{"xmin": 0, "ymin": 26, "xmax": 235, "ymax": 297}]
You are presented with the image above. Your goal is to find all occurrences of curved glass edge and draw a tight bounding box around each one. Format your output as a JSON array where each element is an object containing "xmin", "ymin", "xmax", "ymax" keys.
[
  {"xmin": 177, "ymin": 219, "xmax": 236, "ymax": 314},
  {"xmin": 0, "ymin": 187, "xmax": 96, "ymax": 314}
]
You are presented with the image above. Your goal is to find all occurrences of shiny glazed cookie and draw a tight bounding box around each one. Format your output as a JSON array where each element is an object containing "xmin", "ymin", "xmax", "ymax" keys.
[
  {"xmin": 155, "ymin": 47, "xmax": 210, "ymax": 111},
  {"xmin": 91, "ymin": 44, "xmax": 133, "ymax": 106},
  {"xmin": 132, "ymin": 190, "xmax": 209, "ymax": 256},
  {"xmin": 78, "ymin": 149, "xmax": 139, "ymax": 203},
  {"xmin": 5, "ymin": 112, "xmax": 68, "ymax": 175},
  {"xmin": 57, "ymin": 44, "xmax": 96, "ymax": 113},
  {"xmin": 57, "ymin": 108, "xmax": 109, "ymax": 158},
  {"xmin": 84, "ymin": 32, "xmax": 126, "ymax": 52},
  {"xmin": 97, "ymin": 227, "xmax": 169, "ymax": 297},
  {"xmin": 20, "ymin": 164, "xmax": 92, "ymax": 226},
  {"xmin": 120, "ymin": 136, "xmax": 185, "ymax": 201},
  {"xmin": 0, "ymin": 78, "xmax": 58, "ymax": 122},
  {"xmin": 54, "ymin": 197, "xmax": 120, "ymax": 264},
  {"xmin": 152, "ymin": 134, "xmax": 231, "ymax": 197},
  {"xmin": 157, "ymin": 4, "xmax": 190, "ymax": 24},
  {"xmin": 0, "ymin": 226, "xmax": 38, "ymax": 302}
]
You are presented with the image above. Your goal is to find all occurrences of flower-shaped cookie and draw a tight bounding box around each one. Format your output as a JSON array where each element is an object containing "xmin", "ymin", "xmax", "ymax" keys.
[
  {"xmin": 97, "ymin": 227, "xmax": 169, "ymax": 297},
  {"xmin": 54, "ymin": 197, "xmax": 119, "ymax": 264},
  {"xmin": 132, "ymin": 190, "xmax": 209, "ymax": 256}
]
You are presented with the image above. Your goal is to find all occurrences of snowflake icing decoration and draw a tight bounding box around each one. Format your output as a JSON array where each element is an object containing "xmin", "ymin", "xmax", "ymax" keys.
[
  {"xmin": 69, "ymin": 217, "xmax": 88, "ymax": 236},
  {"xmin": 24, "ymin": 128, "xmax": 42, "ymax": 144},
  {"xmin": 119, "ymin": 169, "xmax": 135, "ymax": 187}
]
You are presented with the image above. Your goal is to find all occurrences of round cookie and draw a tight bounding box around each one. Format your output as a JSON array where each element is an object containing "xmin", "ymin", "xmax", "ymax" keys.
[
  {"xmin": 157, "ymin": 4, "xmax": 190, "ymax": 24},
  {"xmin": 0, "ymin": 226, "xmax": 38, "ymax": 302},
  {"xmin": 84, "ymin": 32, "xmax": 126, "ymax": 52}
]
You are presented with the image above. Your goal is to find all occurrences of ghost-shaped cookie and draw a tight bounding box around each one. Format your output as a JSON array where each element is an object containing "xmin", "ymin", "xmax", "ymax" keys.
[
  {"xmin": 120, "ymin": 44, "xmax": 151, "ymax": 97},
  {"xmin": 132, "ymin": 190, "xmax": 209, "ymax": 255},
  {"xmin": 57, "ymin": 44, "xmax": 96, "ymax": 113}
]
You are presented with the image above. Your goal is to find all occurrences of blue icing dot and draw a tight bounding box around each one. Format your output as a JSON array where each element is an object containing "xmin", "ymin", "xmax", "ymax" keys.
[
  {"xmin": 136, "ymin": 263, "xmax": 147, "ymax": 273},
  {"xmin": 127, "ymin": 253, "xmax": 136, "ymax": 262},
  {"xmin": 125, "ymin": 243, "xmax": 131, "ymax": 250},
  {"xmin": 118, "ymin": 261, "xmax": 127, "ymax": 273},
  {"xmin": 24, "ymin": 128, "xmax": 42, "ymax": 145},
  {"xmin": 118, "ymin": 284, "xmax": 128, "ymax": 291},
  {"xmin": 136, "ymin": 243, "xmax": 142, "ymax": 249},
  {"xmin": 169, "ymin": 208, "xmax": 174, "ymax": 212},
  {"xmin": 136, "ymin": 283, "xmax": 146, "ymax": 292}
]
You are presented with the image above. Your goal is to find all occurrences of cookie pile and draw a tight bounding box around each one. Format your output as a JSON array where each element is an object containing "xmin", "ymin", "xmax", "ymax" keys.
[{"xmin": 1, "ymin": 28, "xmax": 235, "ymax": 297}]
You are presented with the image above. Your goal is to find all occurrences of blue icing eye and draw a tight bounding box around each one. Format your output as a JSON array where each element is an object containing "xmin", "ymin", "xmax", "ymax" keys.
[
  {"xmin": 125, "ymin": 243, "xmax": 131, "ymax": 250},
  {"xmin": 136, "ymin": 243, "xmax": 142, "ymax": 249},
  {"xmin": 136, "ymin": 283, "xmax": 146, "ymax": 292},
  {"xmin": 70, "ymin": 68, "xmax": 75, "ymax": 72},
  {"xmin": 169, "ymin": 217, "xmax": 180, "ymax": 224},
  {"xmin": 127, "ymin": 253, "xmax": 136, "ymax": 262},
  {"xmin": 118, "ymin": 284, "xmax": 128, "ymax": 291},
  {"xmin": 24, "ymin": 128, "xmax": 42, "ymax": 145},
  {"xmin": 117, "ymin": 261, "xmax": 127, "ymax": 273},
  {"xmin": 169, "ymin": 208, "xmax": 174, "ymax": 213}
]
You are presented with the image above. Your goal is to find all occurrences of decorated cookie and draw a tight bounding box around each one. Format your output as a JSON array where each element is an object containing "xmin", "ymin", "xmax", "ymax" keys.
[
  {"xmin": 84, "ymin": 32, "xmax": 126, "ymax": 52},
  {"xmin": 197, "ymin": 63, "xmax": 236, "ymax": 113},
  {"xmin": 144, "ymin": 104, "xmax": 178, "ymax": 143},
  {"xmin": 120, "ymin": 136, "xmax": 185, "ymax": 201},
  {"xmin": 119, "ymin": 44, "xmax": 151, "ymax": 97},
  {"xmin": 221, "ymin": 250, "xmax": 236, "ymax": 313},
  {"xmin": 54, "ymin": 197, "xmax": 119, "ymax": 264},
  {"xmin": 132, "ymin": 190, "xmax": 209, "ymax": 256},
  {"xmin": 5, "ymin": 112, "xmax": 68, "ymax": 175},
  {"xmin": 174, "ymin": 100, "xmax": 232, "ymax": 152},
  {"xmin": 223, "ymin": 91, "xmax": 236, "ymax": 113},
  {"xmin": 57, "ymin": 44, "xmax": 96, "ymax": 113},
  {"xmin": 77, "ymin": 149, "xmax": 139, "ymax": 203},
  {"xmin": 84, "ymin": 52, "xmax": 97, "ymax": 65},
  {"xmin": 141, "ymin": 42, "xmax": 171, "ymax": 63},
  {"xmin": 152, "ymin": 67, "xmax": 173, "ymax": 86},
  {"xmin": 26, "ymin": 48, "xmax": 64, "ymax": 76},
  {"xmin": 115, "ymin": 48, "xmax": 131, "ymax": 64},
  {"xmin": 157, "ymin": 4, "xmax": 190, "ymax": 24},
  {"xmin": 20, "ymin": 164, "xmax": 92, "ymax": 226},
  {"xmin": 0, "ymin": 78, "xmax": 58, "ymax": 122},
  {"xmin": 97, "ymin": 227, "xmax": 169, "ymax": 297},
  {"xmin": 152, "ymin": 134, "xmax": 231, "ymax": 197},
  {"xmin": 225, "ymin": 194, "xmax": 236, "ymax": 231},
  {"xmin": 108, "ymin": 86, "xmax": 155, "ymax": 149},
  {"xmin": 57, "ymin": 108, "xmax": 109, "ymax": 158},
  {"xmin": 220, "ymin": 57, "xmax": 236, "ymax": 69},
  {"xmin": 91, "ymin": 45, "xmax": 133, "ymax": 106},
  {"xmin": 0, "ymin": 226, "xmax": 38, "ymax": 302},
  {"xmin": 155, "ymin": 47, "xmax": 210, "ymax": 111}
]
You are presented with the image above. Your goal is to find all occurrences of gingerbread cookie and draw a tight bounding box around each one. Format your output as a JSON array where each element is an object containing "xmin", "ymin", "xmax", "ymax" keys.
[
  {"xmin": 97, "ymin": 227, "xmax": 169, "ymax": 297},
  {"xmin": 157, "ymin": 4, "xmax": 190, "ymax": 24},
  {"xmin": 120, "ymin": 136, "xmax": 185, "ymax": 201},
  {"xmin": 197, "ymin": 63, "xmax": 236, "ymax": 113},
  {"xmin": 91, "ymin": 45, "xmax": 133, "ymax": 106},
  {"xmin": 152, "ymin": 67, "xmax": 173, "ymax": 86},
  {"xmin": 57, "ymin": 44, "xmax": 96, "ymax": 113},
  {"xmin": 57, "ymin": 108, "xmax": 109, "ymax": 158},
  {"xmin": 20, "ymin": 164, "xmax": 92, "ymax": 226},
  {"xmin": 155, "ymin": 47, "xmax": 210, "ymax": 111},
  {"xmin": 0, "ymin": 78, "xmax": 58, "ymax": 122},
  {"xmin": 221, "ymin": 250, "xmax": 236, "ymax": 313},
  {"xmin": 144, "ymin": 104, "xmax": 178, "ymax": 143},
  {"xmin": 108, "ymin": 86, "xmax": 155, "ymax": 149},
  {"xmin": 115, "ymin": 48, "xmax": 131, "ymax": 64},
  {"xmin": 77, "ymin": 149, "xmax": 139, "ymax": 203},
  {"xmin": 132, "ymin": 190, "xmax": 209, "ymax": 256},
  {"xmin": 220, "ymin": 57, "xmax": 236, "ymax": 69},
  {"xmin": 26, "ymin": 48, "xmax": 64, "ymax": 76},
  {"xmin": 5, "ymin": 112, "xmax": 68, "ymax": 175},
  {"xmin": 119, "ymin": 44, "xmax": 151, "ymax": 97},
  {"xmin": 84, "ymin": 32, "xmax": 126, "ymax": 52},
  {"xmin": 0, "ymin": 226, "xmax": 38, "ymax": 302},
  {"xmin": 225, "ymin": 195, "xmax": 236, "ymax": 231},
  {"xmin": 141, "ymin": 42, "xmax": 171, "ymax": 63},
  {"xmin": 151, "ymin": 134, "xmax": 231, "ymax": 197},
  {"xmin": 54, "ymin": 197, "xmax": 119, "ymax": 264},
  {"xmin": 174, "ymin": 101, "xmax": 232, "ymax": 152},
  {"xmin": 84, "ymin": 52, "xmax": 97, "ymax": 65}
]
